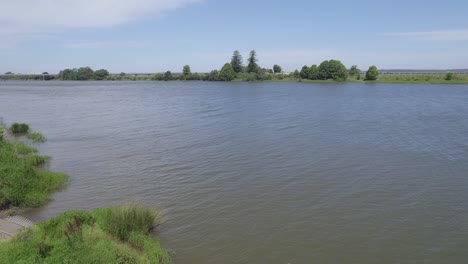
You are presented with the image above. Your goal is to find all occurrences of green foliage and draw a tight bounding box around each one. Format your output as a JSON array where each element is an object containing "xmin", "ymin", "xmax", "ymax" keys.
[
  {"xmin": 255, "ymin": 68, "xmax": 269, "ymax": 81},
  {"xmin": 58, "ymin": 69, "xmax": 78, "ymax": 80},
  {"xmin": 0, "ymin": 139, "xmax": 67, "ymax": 209},
  {"xmin": 163, "ymin": 71, "xmax": 172, "ymax": 81},
  {"xmin": 10, "ymin": 123, "xmax": 29, "ymax": 134},
  {"xmin": 219, "ymin": 63, "xmax": 236, "ymax": 81},
  {"xmin": 182, "ymin": 65, "xmax": 191, "ymax": 76},
  {"xmin": 446, "ymin": 72, "xmax": 454, "ymax": 81},
  {"xmin": 317, "ymin": 60, "xmax": 348, "ymax": 81},
  {"xmin": 308, "ymin": 64, "xmax": 319, "ymax": 80},
  {"xmin": 207, "ymin": 70, "xmax": 220, "ymax": 81},
  {"xmin": 273, "ymin": 64, "xmax": 282, "ymax": 73},
  {"xmin": 27, "ymin": 132, "xmax": 47, "ymax": 143},
  {"xmin": 97, "ymin": 204, "xmax": 159, "ymax": 241},
  {"xmin": 0, "ymin": 206, "xmax": 171, "ymax": 264},
  {"xmin": 349, "ymin": 65, "xmax": 360, "ymax": 77},
  {"xmin": 230, "ymin": 50, "xmax": 244, "ymax": 73},
  {"xmin": 300, "ymin": 66, "xmax": 309, "ymax": 79},
  {"xmin": 0, "ymin": 127, "xmax": 4, "ymax": 141},
  {"xmin": 293, "ymin": 70, "xmax": 300, "ymax": 79},
  {"xmin": 94, "ymin": 69, "xmax": 110, "ymax": 80},
  {"xmin": 365, "ymin": 65, "xmax": 379, "ymax": 81},
  {"xmin": 77, "ymin": 67, "xmax": 94, "ymax": 80},
  {"xmin": 247, "ymin": 50, "xmax": 259, "ymax": 73}
]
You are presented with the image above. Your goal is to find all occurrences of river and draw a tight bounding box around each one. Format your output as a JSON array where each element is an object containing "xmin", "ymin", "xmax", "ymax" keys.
[{"xmin": 1, "ymin": 81, "xmax": 468, "ymax": 263}]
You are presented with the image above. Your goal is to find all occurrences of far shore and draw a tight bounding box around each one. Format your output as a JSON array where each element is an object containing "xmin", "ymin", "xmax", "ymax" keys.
[{"xmin": 2, "ymin": 76, "xmax": 468, "ymax": 85}]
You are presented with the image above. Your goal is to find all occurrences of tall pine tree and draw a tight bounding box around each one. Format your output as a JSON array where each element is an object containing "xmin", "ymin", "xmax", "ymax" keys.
[
  {"xmin": 230, "ymin": 50, "xmax": 243, "ymax": 73},
  {"xmin": 247, "ymin": 50, "xmax": 258, "ymax": 73}
]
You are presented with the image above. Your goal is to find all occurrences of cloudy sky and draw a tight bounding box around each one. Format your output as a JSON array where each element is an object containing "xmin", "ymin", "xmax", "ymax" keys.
[{"xmin": 1, "ymin": 0, "xmax": 468, "ymax": 73}]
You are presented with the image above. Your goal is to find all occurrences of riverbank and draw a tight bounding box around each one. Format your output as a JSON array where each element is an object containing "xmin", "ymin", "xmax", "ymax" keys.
[
  {"xmin": 0, "ymin": 128, "xmax": 68, "ymax": 212},
  {"xmin": 0, "ymin": 205, "xmax": 171, "ymax": 263},
  {"xmin": 0, "ymin": 125, "xmax": 171, "ymax": 263}
]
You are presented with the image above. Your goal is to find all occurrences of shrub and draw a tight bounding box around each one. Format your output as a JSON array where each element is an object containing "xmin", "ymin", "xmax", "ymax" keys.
[
  {"xmin": 365, "ymin": 65, "xmax": 379, "ymax": 81},
  {"xmin": 446, "ymin": 72, "xmax": 454, "ymax": 81},
  {"xmin": 10, "ymin": 123, "xmax": 29, "ymax": 134},
  {"xmin": 97, "ymin": 204, "xmax": 159, "ymax": 241}
]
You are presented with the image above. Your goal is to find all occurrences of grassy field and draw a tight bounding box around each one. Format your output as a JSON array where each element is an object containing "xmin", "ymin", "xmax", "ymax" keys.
[
  {"xmin": 371, "ymin": 73, "xmax": 468, "ymax": 84},
  {"xmin": 0, "ymin": 205, "xmax": 172, "ymax": 264}
]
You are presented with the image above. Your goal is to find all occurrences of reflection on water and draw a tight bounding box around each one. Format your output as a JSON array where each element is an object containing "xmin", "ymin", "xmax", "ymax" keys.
[{"xmin": 1, "ymin": 81, "xmax": 468, "ymax": 263}]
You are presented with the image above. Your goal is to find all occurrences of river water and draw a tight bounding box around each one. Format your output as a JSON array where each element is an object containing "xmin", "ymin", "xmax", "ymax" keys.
[{"xmin": 1, "ymin": 81, "xmax": 468, "ymax": 263}]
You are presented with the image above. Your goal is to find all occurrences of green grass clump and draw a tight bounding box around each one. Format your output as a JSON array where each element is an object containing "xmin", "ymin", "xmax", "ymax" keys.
[
  {"xmin": 9, "ymin": 123, "xmax": 30, "ymax": 134},
  {"xmin": 0, "ymin": 206, "xmax": 172, "ymax": 264},
  {"xmin": 96, "ymin": 204, "xmax": 159, "ymax": 241},
  {"xmin": 0, "ymin": 139, "xmax": 67, "ymax": 209},
  {"xmin": 26, "ymin": 132, "xmax": 47, "ymax": 143}
]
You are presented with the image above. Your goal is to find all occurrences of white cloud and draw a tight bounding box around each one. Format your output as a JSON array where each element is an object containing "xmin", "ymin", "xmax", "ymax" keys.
[
  {"xmin": 0, "ymin": 0, "xmax": 201, "ymax": 46},
  {"xmin": 382, "ymin": 29, "xmax": 468, "ymax": 41}
]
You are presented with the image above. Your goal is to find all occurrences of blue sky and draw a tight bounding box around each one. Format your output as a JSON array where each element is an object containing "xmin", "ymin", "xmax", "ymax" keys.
[{"xmin": 1, "ymin": 0, "xmax": 468, "ymax": 73}]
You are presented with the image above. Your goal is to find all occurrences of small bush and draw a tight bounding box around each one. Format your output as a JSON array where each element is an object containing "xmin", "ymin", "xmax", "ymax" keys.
[
  {"xmin": 446, "ymin": 72, "xmax": 454, "ymax": 81},
  {"xmin": 98, "ymin": 204, "xmax": 159, "ymax": 241},
  {"xmin": 27, "ymin": 132, "xmax": 47, "ymax": 143},
  {"xmin": 10, "ymin": 123, "xmax": 30, "ymax": 134}
]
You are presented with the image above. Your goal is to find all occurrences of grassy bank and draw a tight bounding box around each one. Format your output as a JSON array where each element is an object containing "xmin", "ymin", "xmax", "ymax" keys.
[
  {"xmin": 0, "ymin": 205, "xmax": 171, "ymax": 264},
  {"xmin": 0, "ymin": 133, "xmax": 67, "ymax": 210}
]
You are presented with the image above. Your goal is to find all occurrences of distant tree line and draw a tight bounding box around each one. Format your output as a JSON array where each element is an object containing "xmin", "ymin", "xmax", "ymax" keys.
[
  {"xmin": 151, "ymin": 50, "xmax": 381, "ymax": 82},
  {"xmin": 0, "ymin": 53, "xmax": 388, "ymax": 82},
  {"xmin": 58, "ymin": 67, "xmax": 109, "ymax": 80}
]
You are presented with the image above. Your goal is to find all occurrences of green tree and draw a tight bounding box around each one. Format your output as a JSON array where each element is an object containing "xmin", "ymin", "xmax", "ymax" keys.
[
  {"xmin": 208, "ymin": 70, "xmax": 220, "ymax": 81},
  {"xmin": 163, "ymin": 71, "xmax": 172, "ymax": 81},
  {"xmin": 183, "ymin": 65, "xmax": 191, "ymax": 76},
  {"xmin": 300, "ymin": 65, "xmax": 309, "ymax": 79},
  {"xmin": 445, "ymin": 72, "xmax": 454, "ymax": 81},
  {"xmin": 293, "ymin": 70, "xmax": 300, "ymax": 79},
  {"xmin": 349, "ymin": 65, "xmax": 360, "ymax": 77},
  {"xmin": 94, "ymin": 69, "xmax": 109, "ymax": 80},
  {"xmin": 273, "ymin": 64, "xmax": 282, "ymax": 73},
  {"xmin": 219, "ymin": 63, "xmax": 236, "ymax": 81},
  {"xmin": 76, "ymin": 67, "xmax": 94, "ymax": 80},
  {"xmin": 230, "ymin": 50, "xmax": 243, "ymax": 73},
  {"xmin": 308, "ymin": 65, "xmax": 319, "ymax": 80},
  {"xmin": 365, "ymin": 66, "xmax": 379, "ymax": 81},
  {"xmin": 318, "ymin": 60, "xmax": 330, "ymax": 80},
  {"xmin": 318, "ymin": 60, "xmax": 347, "ymax": 80},
  {"xmin": 328, "ymin": 60, "xmax": 348, "ymax": 81},
  {"xmin": 58, "ymin": 69, "xmax": 78, "ymax": 80},
  {"xmin": 247, "ymin": 50, "xmax": 259, "ymax": 73}
]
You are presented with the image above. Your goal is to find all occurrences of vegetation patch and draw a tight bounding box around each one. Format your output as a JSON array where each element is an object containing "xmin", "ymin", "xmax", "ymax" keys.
[
  {"xmin": 9, "ymin": 123, "xmax": 30, "ymax": 134},
  {"xmin": 0, "ymin": 206, "xmax": 171, "ymax": 264},
  {"xmin": 26, "ymin": 132, "xmax": 47, "ymax": 143},
  {"xmin": 0, "ymin": 135, "xmax": 67, "ymax": 209}
]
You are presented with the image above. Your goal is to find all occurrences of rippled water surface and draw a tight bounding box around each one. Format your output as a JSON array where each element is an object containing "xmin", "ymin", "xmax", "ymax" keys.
[{"xmin": 1, "ymin": 81, "xmax": 468, "ymax": 263}]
